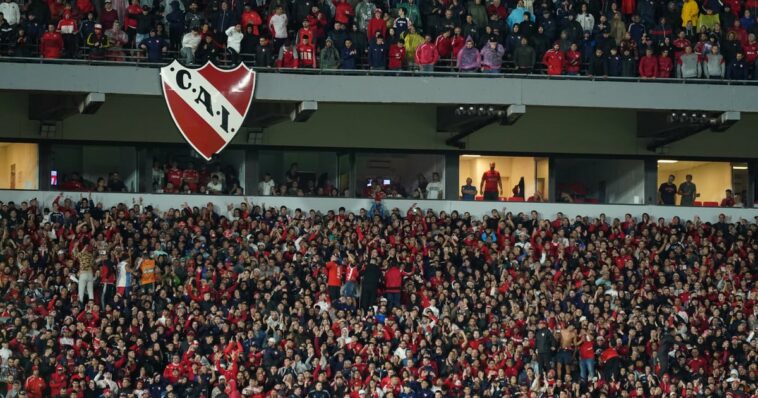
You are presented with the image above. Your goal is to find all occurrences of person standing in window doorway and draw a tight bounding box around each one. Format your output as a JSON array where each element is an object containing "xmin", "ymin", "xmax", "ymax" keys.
[
  {"xmin": 678, "ymin": 174, "xmax": 698, "ymax": 206},
  {"xmin": 461, "ymin": 177, "xmax": 477, "ymax": 200},
  {"xmin": 426, "ymin": 172, "xmax": 444, "ymax": 199},
  {"xmin": 658, "ymin": 174, "xmax": 677, "ymax": 205},
  {"xmin": 480, "ymin": 162, "xmax": 503, "ymax": 201}
]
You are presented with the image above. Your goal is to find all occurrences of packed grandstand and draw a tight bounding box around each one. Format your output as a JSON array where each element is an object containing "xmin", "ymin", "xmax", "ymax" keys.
[
  {"xmin": 0, "ymin": 193, "xmax": 755, "ymax": 398},
  {"xmin": 1, "ymin": 0, "xmax": 758, "ymax": 78}
]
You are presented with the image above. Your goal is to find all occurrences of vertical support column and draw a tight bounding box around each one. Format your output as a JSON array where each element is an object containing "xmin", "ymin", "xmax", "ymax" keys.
[
  {"xmin": 747, "ymin": 161, "xmax": 756, "ymax": 208},
  {"xmin": 38, "ymin": 143, "xmax": 52, "ymax": 191},
  {"xmin": 348, "ymin": 152, "xmax": 357, "ymax": 198},
  {"xmin": 643, "ymin": 158, "xmax": 659, "ymax": 205},
  {"xmin": 548, "ymin": 158, "xmax": 556, "ymax": 202},
  {"xmin": 444, "ymin": 153, "xmax": 459, "ymax": 200},
  {"xmin": 135, "ymin": 147, "xmax": 152, "ymax": 192},
  {"xmin": 245, "ymin": 148, "xmax": 259, "ymax": 195}
]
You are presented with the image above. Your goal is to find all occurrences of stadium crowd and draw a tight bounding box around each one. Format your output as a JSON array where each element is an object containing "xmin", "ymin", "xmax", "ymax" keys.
[
  {"xmin": 0, "ymin": 0, "xmax": 758, "ymax": 78},
  {"xmin": 0, "ymin": 193, "xmax": 756, "ymax": 398}
]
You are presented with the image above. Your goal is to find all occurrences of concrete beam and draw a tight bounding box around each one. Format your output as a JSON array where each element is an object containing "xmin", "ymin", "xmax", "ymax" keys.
[{"xmin": 2, "ymin": 63, "xmax": 758, "ymax": 112}]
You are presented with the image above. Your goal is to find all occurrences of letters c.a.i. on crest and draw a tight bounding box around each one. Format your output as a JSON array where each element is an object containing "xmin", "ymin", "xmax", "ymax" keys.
[{"xmin": 160, "ymin": 60, "xmax": 256, "ymax": 160}]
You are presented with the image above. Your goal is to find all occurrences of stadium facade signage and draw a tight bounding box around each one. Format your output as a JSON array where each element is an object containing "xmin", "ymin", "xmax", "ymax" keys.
[{"xmin": 160, "ymin": 60, "xmax": 256, "ymax": 160}]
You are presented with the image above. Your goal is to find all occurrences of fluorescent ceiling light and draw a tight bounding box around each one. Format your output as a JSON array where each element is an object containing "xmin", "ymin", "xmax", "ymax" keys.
[
  {"xmin": 732, "ymin": 166, "xmax": 748, "ymax": 170},
  {"xmin": 657, "ymin": 160, "xmax": 679, "ymax": 164},
  {"xmin": 461, "ymin": 155, "xmax": 481, "ymax": 158}
]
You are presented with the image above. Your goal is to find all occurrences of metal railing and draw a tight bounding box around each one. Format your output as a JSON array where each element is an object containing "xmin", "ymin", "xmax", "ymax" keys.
[{"xmin": 1, "ymin": 43, "xmax": 756, "ymax": 85}]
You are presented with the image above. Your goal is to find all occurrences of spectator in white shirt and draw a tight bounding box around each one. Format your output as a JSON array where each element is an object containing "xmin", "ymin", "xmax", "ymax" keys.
[
  {"xmin": 179, "ymin": 27, "xmax": 201, "ymax": 64},
  {"xmin": 206, "ymin": 175, "xmax": 223, "ymax": 194},
  {"xmin": 258, "ymin": 173, "xmax": 275, "ymax": 195},
  {"xmin": 0, "ymin": 0, "xmax": 20, "ymax": 26},
  {"xmin": 225, "ymin": 23, "xmax": 243, "ymax": 63},
  {"xmin": 269, "ymin": 6, "xmax": 288, "ymax": 49},
  {"xmin": 425, "ymin": 172, "xmax": 444, "ymax": 200}
]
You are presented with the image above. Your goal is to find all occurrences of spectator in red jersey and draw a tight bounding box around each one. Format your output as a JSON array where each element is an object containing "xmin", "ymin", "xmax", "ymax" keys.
[
  {"xmin": 639, "ymin": 47, "xmax": 659, "ymax": 78},
  {"xmin": 325, "ymin": 254, "xmax": 343, "ymax": 301},
  {"xmin": 479, "ymin": 162, "xmax": 502, "ymax": 200},
  {"xmin": 24, "ymin": 366, "xmax": 45, "ymax": 398},
  {"xmin": 40, "ymin": 23, "xmax": 64, "ymax": 58},
  {"xmin": 277, "ymin": 39, "xmax": 298, "ymax": 68},
  {"xmin": 124, "ymin": 0, "xmax": 141, "ymax": 46},
  {"xmin": 181, "ymin": 163, "xmax": 199, "ymax": 192},
  {"xmin": 564, "ymin": 42, "xmax": 581, "ymax": 75},
  {"xmin": 388, "ymin": 39, "xmax": 406, "ymax": 69},
  {"xmin": 99, "ymin": 0, "xmax": 118, "ymax": 30},
  {"xmin": 241, "ymin": 4, "xmax": 262, "ymax": 36},
  {"xmin": 367, "ymin": 8, "xmax": 386, "ymax": 41},
  {"xmin": 658, "ymin": 48, "xmax": 674, "ymax": 77},
  {"xmin": 721, "ymin": 188, "xmax": 736, "ymax": 207},
  {"xmin": 297, "ymin": 35, "xmax": 317, "ymax": 68},
  {"xmin": 57, "ymin": 10, "xmax": 78, "ymax": 58},
  {"xmin": 165, "ymin": 160, "xmax": 182, "ymax": 190},
  {"xmin": 334, "ymin": 0, "xmax": 354, "ymax": 26},
  {"xmin": 415, "ymin": 34, "xmax": 439, "ymax": 71},
  {"xmin": 543, "ymin": 42, "xmax": 565, "ymax": 75},
  {"xmin": 435, "ymin": 29, "xmax": 453, "ymax": 59},
  {"xmin": 296, "ymin": 19, "xmax": 316, "ymax": 45}
]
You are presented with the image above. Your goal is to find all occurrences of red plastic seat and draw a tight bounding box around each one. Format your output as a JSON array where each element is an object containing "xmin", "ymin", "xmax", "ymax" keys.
[
  {"xmin": 703, "ymin": 201, "xmax": 718, "ymax": 207},
  {"xmin": 508, "ymin": 197, "xmax": 525, "ymax": 202},
  {"xmin": 693, "ymin": 201, "xmax": 702, "ymax": 206},
  {"xmin": 585, "ymin": 198, "xmax": 600, "ymax": 204},
  {"xmin": 475, "ymin": 196, "xmax": 483, "ymax": 201}
]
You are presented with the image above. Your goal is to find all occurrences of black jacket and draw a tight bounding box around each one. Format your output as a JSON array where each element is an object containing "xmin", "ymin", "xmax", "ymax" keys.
[{"xmin": 255, "ymin": 43, "xmax": 275, "ymax": 67}]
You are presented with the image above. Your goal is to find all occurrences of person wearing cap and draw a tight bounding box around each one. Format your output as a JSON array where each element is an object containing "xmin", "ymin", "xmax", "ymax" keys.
[
  {"xmin": 367, "ymin": 8, "xmax": 386, "ymax": 40},
  {"xmin": 24, "ymin": 365, "xmax": 46, "ymax": 398},
  {"xmin": 86, "ymin": 22, "xmax": 112, "ymax": 59}
]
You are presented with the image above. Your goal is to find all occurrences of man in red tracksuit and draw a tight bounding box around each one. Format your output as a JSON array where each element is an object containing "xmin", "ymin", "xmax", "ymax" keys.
[
  {"xmin": 435, "ymin": 30, "xmax": 453, "ymax": 59},
  {"xmin": 657, "ymin": 49, "xmax": 673, "ymax": 77},
  {"xmin": 743, "ymin": 34, "xmax": 758, "ymax": 77},
  {"xmin": 415, "ymin": 35, "xmax": 439, "ymax": 71},
  {"xmin": 40, "ymin": 23, "xmax": 64, "ymax": 59},
  {"xmin": 564, "ymin": 43, "xmax": 581, "ymax": 75},
  {"xmin": 49, "ymin": 364, "xmax": 68, "ymax": 396},
  {"xmin": 543, "ymin": 43, "xmax": 565, "ymax": 75},
  {"xmin": 165, "ymin": 161, "xmax": 183, "ymax": 191},
  {"xmin": 25, "ymin": 366, "xmax": 46, "ymax": 398},
  {"xmin": 389, "ymin": 40, "xmax": 406, "ymax": 69},
  {"xmin": 638, "ymin": 48, "xmax": 659, "ymax": 78},
  {"xmin": 384, "ymin": 261, "xmax": 402, "ymax": 309},
  {"xmin": 182, "ymin": 163, "xmax": 199, "ymax": 192},
  {"xmin": 325, "ymin": 255, "xmax": 343, "ymax": 301},
  {"xmin": 367, "ymin": 8, "xmax": 386, "ymax": 39},
  {"xmin": 297, "ymin": 36, "xmax": 317, "ymax": 68}
]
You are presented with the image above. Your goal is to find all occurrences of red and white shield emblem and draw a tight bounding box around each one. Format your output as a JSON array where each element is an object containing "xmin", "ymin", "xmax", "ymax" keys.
[{"xmin": 160, "ymin": 60, "xmax": 256, "ymax": 160}]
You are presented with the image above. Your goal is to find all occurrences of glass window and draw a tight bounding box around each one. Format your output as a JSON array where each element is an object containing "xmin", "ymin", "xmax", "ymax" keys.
[
  {"xmin": 656, "ymin": 160, "xmax": 736, "ymax": 206},
  {"xmin": 355, "ymin": 153, "xmax": 445, "ymax": 199},
  {"xmin": 0, "ymin": 143, "xmax": 38, "ymax": 190},
  {"xmin": 459, "ymin": 155, "xmax": 545, "ymax": 201},
  {"xmin": 554, "ymin": 158, "xmax": 644, "ymax": 204},
  {"xmin": 144, "ymin": 147, "xmax": 245, "ymax": 194},
  {"xmin": 258, "ymin": 150, "xmax": 338, "ymax": 197}
]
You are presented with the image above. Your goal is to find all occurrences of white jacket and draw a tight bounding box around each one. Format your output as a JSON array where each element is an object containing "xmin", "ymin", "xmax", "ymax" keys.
[
  {"xmin": 225, "ymin": 26, "xmax": 243, "ymax": 52},
  {"xmin": 0, "ymin": 2, "xmax": 20, "ymax": 26},
  {"xmin": 181, "ymin": 32, "xmax": 201, "ymax": 50},
  {"xmin": 576, "ymin": 12, "xmax": 595, "ymax": 33}
]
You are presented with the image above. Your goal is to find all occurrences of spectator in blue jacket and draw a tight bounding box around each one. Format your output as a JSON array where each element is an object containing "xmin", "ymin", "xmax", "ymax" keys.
[
  {"xmin": 140, "ymin": 29, "xmax": 167, "ymax": 62},
  {"xmin": 165, "ymin": 0, "xmax": 185, "ymax": 51},
  {"xmin": 368, "ymin": 35, "xmax": 387, "ymax": 70},
  {"xmin": 607, "ymin": 47, "xmax": 622, "ymax": 76},
  {"xmin": 727, "ymin": 52, "xmax": 749, "ymax": 80},
  {"xmin": 340, "ymin": 38, "xmax": 357, "ymax": 69}
]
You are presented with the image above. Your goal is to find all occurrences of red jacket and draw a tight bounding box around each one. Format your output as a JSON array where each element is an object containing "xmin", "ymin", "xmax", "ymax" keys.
[
  {"xmin": 25, "ymin": 375, "xmax": 46, "ymax": 398},
  {"xmin": 743, "ymin": 41, "xmax": 758, "ymax": 64},
  {"xmin": 435, "ymin": 35, "xmax": 453, "ymax": 58},
  {"xmin": 564, "ymin": 49, "xmax": 581, "ymax": 73},
  {"xmin": 57, "ymin": 16, "xmax": 78, "ymax": 34},
  {"xmin": 367, "ymin": 17, "xmax": 387, "ymax": 40},
  {"xmin": 415, "ymin": 42, "xmax": 439, "ymax": 65},
  {"xmin": 543, "ymin": 49, "xmax": 564, "ymax": 75},
  {"xmin": 638, "ymin": 55, "xmax": 658, "ymax": 77},
  {"xmin": 276, "ymin": 47, "xmax": 298, "ymax": 68},
  {"xmin": 451, "ymin": 35, "xmax": 465, "ymax": 57},
  {"xmin": 384, "ymin": 266, "xmax": 402, "ymax": 292},
  {"xmin": 297, "ymin": 43, "xmax": 317, "ymax": 68},
  {"xmin": 388, "ymin": 44, "xmax": 406, "ymax": 69},
  {"xmin": 241, "ymin": 10, "xmax": 263, "ymax": 35},
  {"xmin": 76, "ymin": 0, "xmax": 95, "ymax": 15},
  {"xmin": 40, "ymin": 31, "xmax": 64, "ymax": 58},
  {"xmin": 49, "ymin": 368, "xmax": 68, "ymax": 396},
  {"xmin": 657, "ymin": 56, "xmax": 673, "ymax": 77},
  {"xmin": 325, "ymin": 261, "xmax": 343, "ymax": 287},
  {"xmin": 334, "ymin": 1, "xmax": 354, "ymax": 24}
]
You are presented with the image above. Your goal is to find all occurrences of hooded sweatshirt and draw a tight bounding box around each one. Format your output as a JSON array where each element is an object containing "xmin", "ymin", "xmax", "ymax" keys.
[
  {"xmin": 457, "ymin": 37, "xmax": 481, "ymax": 70},
  {"xmin": 481, "ymin": 42, "xmax": 506, "ymax": 70}
]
